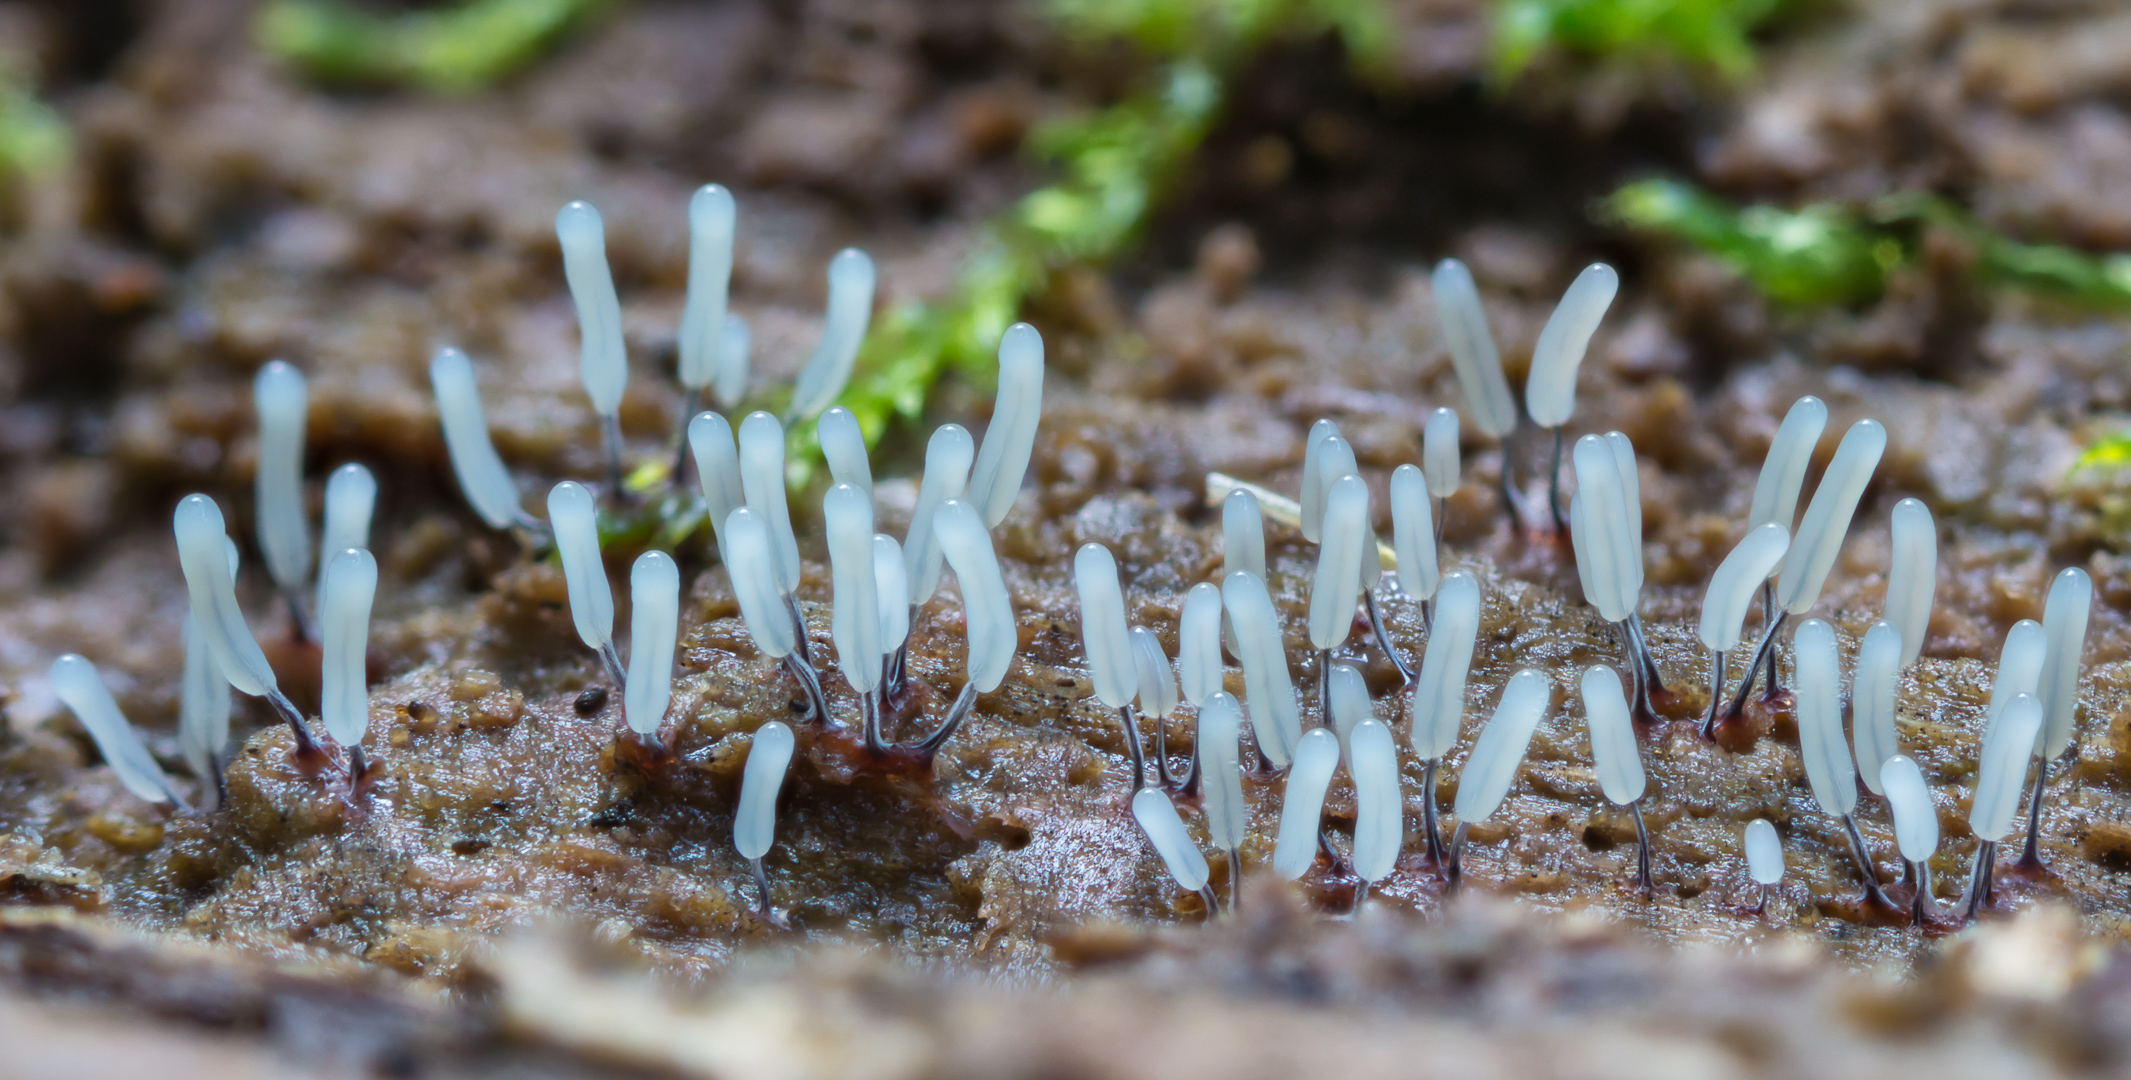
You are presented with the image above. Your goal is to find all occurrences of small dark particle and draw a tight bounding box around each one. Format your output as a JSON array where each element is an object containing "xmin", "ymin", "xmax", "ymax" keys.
[
  {"xmin": 405, "ymin": 700, "xmax": 436, "ymax": 723},
  {"xmin": 575, "ymin": 686, "xmax": 609, "ymax": 715},
  {"xmin": 450, "ymin": 838, "xmax": 489, "ymax": 856}
]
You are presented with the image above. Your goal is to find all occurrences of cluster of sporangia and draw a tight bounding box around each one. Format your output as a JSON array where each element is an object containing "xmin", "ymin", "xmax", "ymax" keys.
[{"xmin": 50, "ymin": 188, "xmax": 2088, "ymax": 931}]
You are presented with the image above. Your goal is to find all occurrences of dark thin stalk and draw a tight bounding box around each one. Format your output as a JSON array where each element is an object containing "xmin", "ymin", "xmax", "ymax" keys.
[
  {"xmin": 1178, "ymin": 712, "xmax": 1202, "ymax": 796},
  {"xmin": 861, "ymin": 690, "xmax": 884, "ymax": 757},
  {"xmin": 1421, "ymin": 758, "xmax": 1444, "ymax": 869},
  {"xmin": 782, "ymin": 654, "xmax": 830, "ymax": 726},
  {"xmin": 783, "ymin": 594, "xmax": 811, "ymax": 665},
  {"xmin": 1632, "ymin": 800, "xmax": 1653, "ymax": 895},
  {"xmin": 1447, "ymin": 820, "xmax": 1470, "ymax": 890},
  {"xmin": 1119, "ymin": 703, "xmax": 1146, "ymax": 791},
  {"xmin": 1840, "ymin": 812, "xmax": 1895, "ymax": 911},
  {"xmin": 670, "ymin": 387, "xmax": 699, "ymax": 491},
  {"xmin": 1225, "ymin": 846, "xmax": 1241, "ymax": 914},
  {"xmin": 1910, "ymin": 861, "xmax": 1933, "ymax": 925},
  {"xmin": 1963, "ymin": 839, "xmax": 1996, "ymax": 923},
  {"xmin": 1317, "ymin": 647, "xmax": 1333, "ymax": 728},
  {"xmin": 1363, "ymin": 589, "xmax": 1414, "ymax": 684},
  {"xmin": 1497, "ymin": 429, "xmax": 1526, "ymax": 534},
  {"xmin": 2020, "ymin": 760, "xmax": 2050, "ymax": 867},
  {"xmin": 599, "ymin": 643, "xmax": 627, "ymax": 698},
  {"xmin": 266, "ymin": 688, "xmax": 327, "ymax": 762},
  {"xmin": 914, "ymin": 681, "xmax": 978, "ymax": 754},
  {"xmin": 1723, "ymin": 612, "xmax": 1789, "ymax": 721},
  {"xmin": 1628, "ymin": 613, "xmax": 1668, "ymax": 696},
  {"xmin": 1547, "ymin": 427, "xmax": 1568, "ymax": 535},
  {"xmin": 1617, "ymin": 621, "xmax": 1646, "ymax": 723},
  {"xmin": 601, "ymin": 414, "xmax": 626, "ymax": 502},
  {"xmin": 284, "ymin": 592, "xmax": 314, "ymax": 644},
  {"xmin": 1197, "ymin": 884, "xmax": 1221, "ymax": 920},
  {"xmin": 750, "ymin": 857, "xmax": 781, "ymax": 926},
  {"xmin": 1759, "ymin": 581, "xmax": 1782, "ymax": 700},
  {"xmin": 1701, "ymin": 649, "xmax": 1727, "ymax": 737},
  {"xmin": 1150, "ymin": 704, "xmax": 1173, "ymax": 787}
]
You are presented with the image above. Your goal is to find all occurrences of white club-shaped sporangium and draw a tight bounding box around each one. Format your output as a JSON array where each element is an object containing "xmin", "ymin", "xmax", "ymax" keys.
[
  {"xmin": 318, "ymin": 547, "xmax": 377, "ymax": 747},
  {"xmin": 625, "ymin": 551, "xmax": 681, "ymax": 736}
]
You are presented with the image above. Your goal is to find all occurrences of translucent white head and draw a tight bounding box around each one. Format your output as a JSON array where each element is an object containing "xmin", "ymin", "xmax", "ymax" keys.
[
  {"xmin": 678, "ymin": 183, "xmax": 736, "ymax": 393},
  {"xmin": 904, "ymin": 423, "xmax": 973, "ymax": 604},
  {"xmin": 1389, "ymin": 464, "xmax": 1439, "ymax": 602},
  {"xmin": 824, "ymin": 483, "xmax": 881, "ymax": 694},
  {"xmin": 318, "ymin": 547, "xmax": 376, "ymax": 747},
  {"xmin": 735, "ymin": 721, "xmax": 795, "ymax": 861},
  {"xmin": 689, "ymin": 411, "xmax": 745, "ymax": 563},
  {"xmin": 818, "ymin": 406, "xmax": 872, "ymax": 499},
  {"xmin": 1176, "ymin": 581, "xmax": 1224, "ymax": 707},
  {"xmin": 173, "ymin": 494, "xmax": 278, "ymax": 698},
  {"xmin": 1884, "ymin": 498, "xmax": 1936, "ymax": 668},
  {"xmin": 318, "ymin": 464, "xmax": 376, "ymax": 615},
  {"xmin": 1744, "ymin": 819, "xmax": 1783, "ymax": 886},
  {"xmin": 1452, "ymin": 668, "xmax": 1550, "ymax": 824},
  {"xmin": 1971, "ymin": 693, "xmax": 2043, "ymax": 842},
  {"xmin": 625, "ymin": 550, "xmax": 681, "ymax": 736},
  {"xmin": 1326, "ymin": 661, "xmax": 1373, "ymax": 755},
  {"xmin": 934, "ymin": 499, "xmax": 1014, "ymax": 692},
  {"xmin": 1272, "ymin": 727, "xmax": 1340, "ymax": 880},
  {"xmin": 1776, "ymin": 418, "xmax": 1885, "ymax": 615},
  {"xmin": 1878, "ymin": 754, "xmax": 1937, "ymax": 864},
  {"xmin": 1074, "ymin": 544, "xmax": 1137, "ymax": 710},
  {"xmin": 253, "ymin": 359, "xmax": 311, "ymax": 594},
  {"xmin": 1792, "ymin": 618, "xmax": 1856, "ymax": 817},
  {"xmin": 1430, "ymin": 258, "xmax": 1516, "ymax": 438},
  {"xmin": 1196, "ymin": 691, "xmax": 1246, "ymax": 852},
  {"xmin": 1850, "ymin": 621, "xmax": 1902, "ymax": 795},
  {"xmin": 1697, "ymin": 523, "xmax": 1789, "ymax": 653},
  {"xmin": 546, "ymin": 481, "xmax": 613, "ymax": 654},
  {"xmin": 1308, "ymin": 474, "xmax": 1370, "ymax": 651},
  {"xmin": 1747, "ymin": 396, "xmax": 1827, "ymax": 534},
  {"xmin": 724, "ymin": 508, "xmax": 794, "ymax": 660},
  {"xmin": 1409, "ymin": 570, "xmax": 1480, "ymax": 760},
  {"xmin": 1423, "ymin": 407, "xmax": 1460, "ymax": 499},
  {"xmin": 1299, "ymin": 419, "xmax": 1342, "ymax": 543},
  {"xmin": 1221, "ymin": 569, "xmax": 1299, "ymax": 768},
  {"xmin": 1131, "ymin": 785, "xmax": 1209, "ymax": 893},
  {"xmin": 1130, "ymin": 626, "xmax": 1178, "ymax": 719},
  {"xmin": 48, "ymin": 654, "xmax": 173, "ymax": 804},
  {"xmin": 872, "ymin": 534, "xmax": 910, "ymax": 657},
  {"xmin": 555, "ymin": 200, "xmax": 627, "ymax": 417},
  {"xmin": 968, "ymin": 323, "xmax": 1044, "ymax": 527},
  {"xmin": 787, "ymin": 248, "xmax": 876, "ymax": 420},
  {"xmin": 738, "ymin": 411, "xmax": 800, "ymax": 596},
  {"xmin": 1579, "ymin": 665, "xmax": 1644, "ymax": 806},
  {"xmin": 1348, "ymin": 718, "xmax": 1404, "ymax": 884},
  {"xmin": 2038, "ymin": 567, "xmax": 2092, "ymax": 760},
  {"xmin": 1523, "ymin": 263, "xmax": 1618, "ymax": 428},
  {"xmin": 429, "ymin": 347, "xmax": 521, "ymax": 529}
]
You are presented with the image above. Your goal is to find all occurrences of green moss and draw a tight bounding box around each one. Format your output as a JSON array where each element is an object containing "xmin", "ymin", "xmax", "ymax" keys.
[
  {"xmin": 1491, "ymin": 0, "xmax": 1786, "ymax": 82},
  {"xmin": 0, "ymin": 59, "xmax": 68, "ymax": 179},
  {"xmin": 1602, "ymin": 178, "xmax": 1895, "ymax": 306},
  {"xmin": 1606, "ymin": 178, "xmax": 2131, "ymax": 312},
  {"xmin": 255, "ymin": 0, "xmax": 608, "ymax": 93},
  {"xmin": 781, "ymin": 0, "xmax": 1393, "ymax": 487}
]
